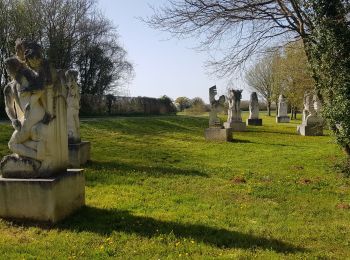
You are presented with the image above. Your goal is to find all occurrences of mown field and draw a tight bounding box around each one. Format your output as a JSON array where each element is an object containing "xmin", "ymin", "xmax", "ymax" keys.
[{"xmin": 0, "ymin": 113, "xmax": 349, "ymax": 259}]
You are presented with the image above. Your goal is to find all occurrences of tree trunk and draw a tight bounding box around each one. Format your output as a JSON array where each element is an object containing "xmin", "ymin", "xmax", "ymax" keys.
[{"xmin": 267, "ymin": 101, "xmax": 271, "ymax": 116}]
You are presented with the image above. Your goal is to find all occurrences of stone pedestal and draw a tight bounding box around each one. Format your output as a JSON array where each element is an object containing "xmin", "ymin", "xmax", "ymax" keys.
[
  {"xmin": 276, "ymin": 116, "xmax": 290, "ymax": 123},
  {"xmin": 246, "ymin": 118, "xmax": 262, "ymax": 126},
  {"xmin": 0, "ymin": 169, "xmax": 85, "ymax": 223},
  {"xmin": 69, "ymin": 141, "xmax": 91, "ymax": 168},
  {"xmin": 224, "ymin": 122, "xmax": 246, "ymax": 132},
  {"xmin": 297, "ymin": 124, "xmax": 323, "ymax": 136},
  {"xmin": 205, "ymin": 128, "xmax": 233, "ymax": 142}
]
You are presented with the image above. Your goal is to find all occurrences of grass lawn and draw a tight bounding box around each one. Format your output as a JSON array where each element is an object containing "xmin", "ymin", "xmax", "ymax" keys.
[{"xmin": 0, "ymin": 113, "xmax": 349, "ymax": 259}]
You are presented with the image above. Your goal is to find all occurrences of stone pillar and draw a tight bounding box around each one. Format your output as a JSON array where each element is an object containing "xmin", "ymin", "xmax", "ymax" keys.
[
  {"xmin": 276, "ymin": 94, "xmax": 290, "ymax": 123},
  {"xmin": 246, "ymin": 92, "xmax": 262, "ymax": 126}
]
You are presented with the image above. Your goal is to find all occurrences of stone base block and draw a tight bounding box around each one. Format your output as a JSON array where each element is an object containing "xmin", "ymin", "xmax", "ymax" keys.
[
  {"xmin": 69, "ymin": 141, "xmax": 91, "ymax": 168},
  {"xmin": 224, "ymin": 122, "xmax": 246, "ymax": 132},
  {"xmin": 276, "ymin": 116, "xmax": 290, "ymax": 123},
  {"xmin": 246, "ymin": 118, "xmax": 262, "ymax": 126},
  {"xmin": 205, "ymin": 128, "xmax": 233, "ymax": 142},
  {"xmin": 297, "ymin": 124, "xmax": 323, "ymax": 136},
  {"xmin": 0, "ymin": 169, "xmax": 85, "ymax": 223}
]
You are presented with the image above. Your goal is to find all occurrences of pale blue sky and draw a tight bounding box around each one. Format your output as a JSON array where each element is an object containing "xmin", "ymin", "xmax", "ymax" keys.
[{"xmin": 98, "ymin": 0, "xmax": 249, "ymax": 101}]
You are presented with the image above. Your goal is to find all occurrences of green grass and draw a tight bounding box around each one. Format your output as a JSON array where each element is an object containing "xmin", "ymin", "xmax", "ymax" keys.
[{"xmin": 0, "ymin": 113, "xmax": 349, "ymax": 259}]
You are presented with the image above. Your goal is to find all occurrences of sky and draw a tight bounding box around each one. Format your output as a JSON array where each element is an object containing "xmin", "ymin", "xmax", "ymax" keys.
[{"xmin": 98, "ymin": 0, "xmax": 250, "ymax": 102}]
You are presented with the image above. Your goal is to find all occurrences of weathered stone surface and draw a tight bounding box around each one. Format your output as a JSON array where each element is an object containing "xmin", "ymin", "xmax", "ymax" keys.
[
  {"xmin": 297, "ymin": 124, "xmax": 323, "ymax": 136},
  {"xmin": 276, "ymin": 94, "xmax": 290, "ymax": 123},
  {"xmin": 0, "ymin": 169, "xmax": 85, "ymax": 223},
  {"xmin": 208, "ymin": 86, "xmax": 226, "ymax": 127},
  {"xmin": 224, "ymin": 121, "xmax": 247, "ymax": 131},
  {"xmin": 276, "ymin": 116, "xmax": 290, "ymax": 123},
  {"xmin": 1, "ymin": 40, "xmax": 69, "ymax": 178},
  {"xmin": 69, "ymin": 141, "xmax": 91, "ymax": 168},
  {"xmin": 205, "ymin": 128, "xmax": 233, "ymax": 142},
  {"xmin": 246, "ymin": 118, "xmax": 262, "ymax": 126},
  {"xmin": 297, "ymin": 92, "xmax": 324, "ymax": 136},
  {"xmin": 66, "ymin": 69, "xmax": 81, "ymax": 144},
  {"xmin": 248, "ymin": 92, "xmax": 260, "ymax": 120}
]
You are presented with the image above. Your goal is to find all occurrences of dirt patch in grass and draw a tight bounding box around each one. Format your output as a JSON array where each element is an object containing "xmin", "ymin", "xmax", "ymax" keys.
[
  {"xmin": 336, "ymin": 203, "xmax": 350, "ymax": 209},
  {"xmin": 231, "ymin": 176, "xmax": 247, "ymax": 184}
]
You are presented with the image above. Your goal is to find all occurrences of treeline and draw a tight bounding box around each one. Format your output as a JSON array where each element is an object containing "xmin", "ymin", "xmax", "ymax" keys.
[
  {"xmin": 0, "ymin": 0, "xmax": 134, "ymax": 96},
  {"xmin": 245, "ymin": 41, "xmax": 315, "ymax": 118},
  {"xmin": 80, "ymin": 95, "xmax": 177, "ymax": 116}
]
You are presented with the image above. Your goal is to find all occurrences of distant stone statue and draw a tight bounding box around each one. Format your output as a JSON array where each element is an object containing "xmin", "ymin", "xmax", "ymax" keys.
[
  {"xmin": 208, "ymin": 85, "xmax": 226, "ymax": 127},
  {"xmin": 297, "ymin": 92, "xmax": 324, "ymax": 136},
  {"xmin": 205, "ymin": 85, "xmax": 232, "ymax": 141},
  {"xmin": 246, "ymin": 92, "xmax": 262, "ymax": 126},
  {"xmin": 66, "ymin": 69, "xmax": 81, "ymax": 144},
  {"xmin": 224, "ymin": 89, "xmax": 246, "ymax": 131},
  {"xmin": 0, "ymin": 39, "xmax": 68, "ymax": 178},
  {"xmin": 276, "ymin": 94, "xmax": 290, "ymax": 123}
]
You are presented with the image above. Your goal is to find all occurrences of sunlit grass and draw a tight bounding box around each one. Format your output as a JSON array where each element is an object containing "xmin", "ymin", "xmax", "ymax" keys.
[{"xmin": 0, "ymin": 113, "xmax": 349, "ymax": 258}]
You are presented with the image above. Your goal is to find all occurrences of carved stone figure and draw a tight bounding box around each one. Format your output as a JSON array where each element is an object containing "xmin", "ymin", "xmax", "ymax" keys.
[
  {"xmin": 205, "ymin": 86, "xmax": 232, "ymax": 141},
  {"xmin": 276, "ymin": 94, "xmax": 290, "ymax": 123},
  {"xmin": 297, "ymin": 92, "xmax": 324, "ymax": 136},
  {"xmin": 208, "ymin": 85, "xmax": 226, "ymax": 127},
  {"xmin": 66, "ymin": 70, "xmax": 81, "ymax": 144},
  {"xmin": 246, "ymin": 92, "xmax": 262, "ymax": 126},
  {"xmin": 224, "ymin": 89, "xmax": 246, "ymax": 131},
  {"xmin": 0, "ymin": 40, "xmax": 68, "ymax": 178}
]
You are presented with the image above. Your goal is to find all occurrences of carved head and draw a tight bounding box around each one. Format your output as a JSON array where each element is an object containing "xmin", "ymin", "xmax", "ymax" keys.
[
  {"xmin": 251, "ymin": 92, "xmax": 258, "ymax": 102},
  {"xmin": 232, "ymin": 89, "xmax": 243, "ymax": 102},
  {"xmin": 65, "ymin": 69, "xmax": 79, "ymax": 87},
  {"xmin": 15, "ymin": 39, "xmax": 43, "ymax": 70},
  {"xmin": 4, "ymin": 57, "xmax": 25, "ymax": 79}
]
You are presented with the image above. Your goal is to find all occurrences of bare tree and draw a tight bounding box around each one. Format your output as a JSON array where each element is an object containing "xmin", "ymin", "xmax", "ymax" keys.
[
  {"xmin": 245, "ymin": 53, "xmax": 276, "ymax": 116},
  {"xmin": 146, "ymin": 1, "xmax": 319, "ymax": 77}
]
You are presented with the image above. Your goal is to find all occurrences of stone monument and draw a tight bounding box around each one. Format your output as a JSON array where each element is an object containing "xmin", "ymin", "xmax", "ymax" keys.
[
  {"xmin": 297, "ymin": 93, "xmax": 324, "ymax": 136},
  {"xmin": 276, "ymin": 94, "xmax": 290, "ymax": 123},
  {"xmin": 0, "ymin": 39, "xmax": 84, "ymax": 223},
  {"xmin": 224, "ymin": 89, "xmax": 246, "ymax": 131},
  {"xmin": 66, "ymin": 70, "xmax": 91, "ymax": 168},
  {"xmin": 246, "ymin": 92, "xmax": 262, "ymax": 126},
  {"xmin": 205, "ymin": 86, "xmax": 233, "ymax": 141}
]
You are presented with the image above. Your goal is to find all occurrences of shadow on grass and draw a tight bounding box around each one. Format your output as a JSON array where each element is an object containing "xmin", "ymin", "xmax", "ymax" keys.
[
  {"xmin": 86, "ymin": 160, "xmax": 209, "ymax": 178},
  {"xmin": 55, "ymin": 206, "xmax": 304, "ymax": 253}
]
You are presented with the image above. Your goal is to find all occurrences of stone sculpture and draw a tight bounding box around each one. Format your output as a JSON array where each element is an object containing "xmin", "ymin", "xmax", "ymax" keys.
[
  {"xmin": 1, "ymin": 40, "xmax": 68, "ymax": 178},
  {"xmin": 205, "ymin": 86, "xmax": 232, "ymax": 141},
  {"xmin": 246, "ymin": 92, "xmax": 262, "ymax": 126},
  {"xmin": 208, "ymin": 85, "xmax": 226, "ymax": 127},
  {"xmin": 66, "ymin": 70, "xmax": 91, "ymax": 167},
  {"xmin": 224, "ymin": 89, "xmax": 246, "ymax": 131},
  {"xmin": 297, "ymin": 92, "xmax": 324, "ymax": 136},
  {"xmin": 66, "ymin": 70, "xmax": 81, "ymax": 144},
  {"xmin": 276, "ymin": 94, "xmax": 290, "ymax": 123},
  {"xmin": 0, "ymin": 39, "xmax": 84, "ymax": 223}
]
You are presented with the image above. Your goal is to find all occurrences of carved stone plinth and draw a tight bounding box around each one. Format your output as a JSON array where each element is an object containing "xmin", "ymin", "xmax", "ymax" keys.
[
  {"xmin": 205, "ymin": 128, "xmax": 233, "ymax": 142},
  {"xmin": 0, "ymin": 169, "xmax": 85, "ymax": 223},
  {"xmin": 297, "ymin": 124, "xmax": 323, "ymax": 136},
  {"xmin": 246, "ymin": 118, "xmax": 262, "ymax": 126},
  {"xmin": 68, "ymin": 141, "xmax": 91, "ymax": 168},
  {"xmin": 224, "ymin": 121, "xmax": 246, "ymax": 132},
  {"xmin": 276, "ymin": 116, "xmax": 290, "ymax": 123}
]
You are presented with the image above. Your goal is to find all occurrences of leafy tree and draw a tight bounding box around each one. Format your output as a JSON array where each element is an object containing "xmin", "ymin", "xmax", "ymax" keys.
[
  {"xmin": 175, "ymin": 96, "xmax": 191, "ymax": 111},
  {"xmin": 0, "ymin": 0, "xmax": 134, "ymax": 95}
]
